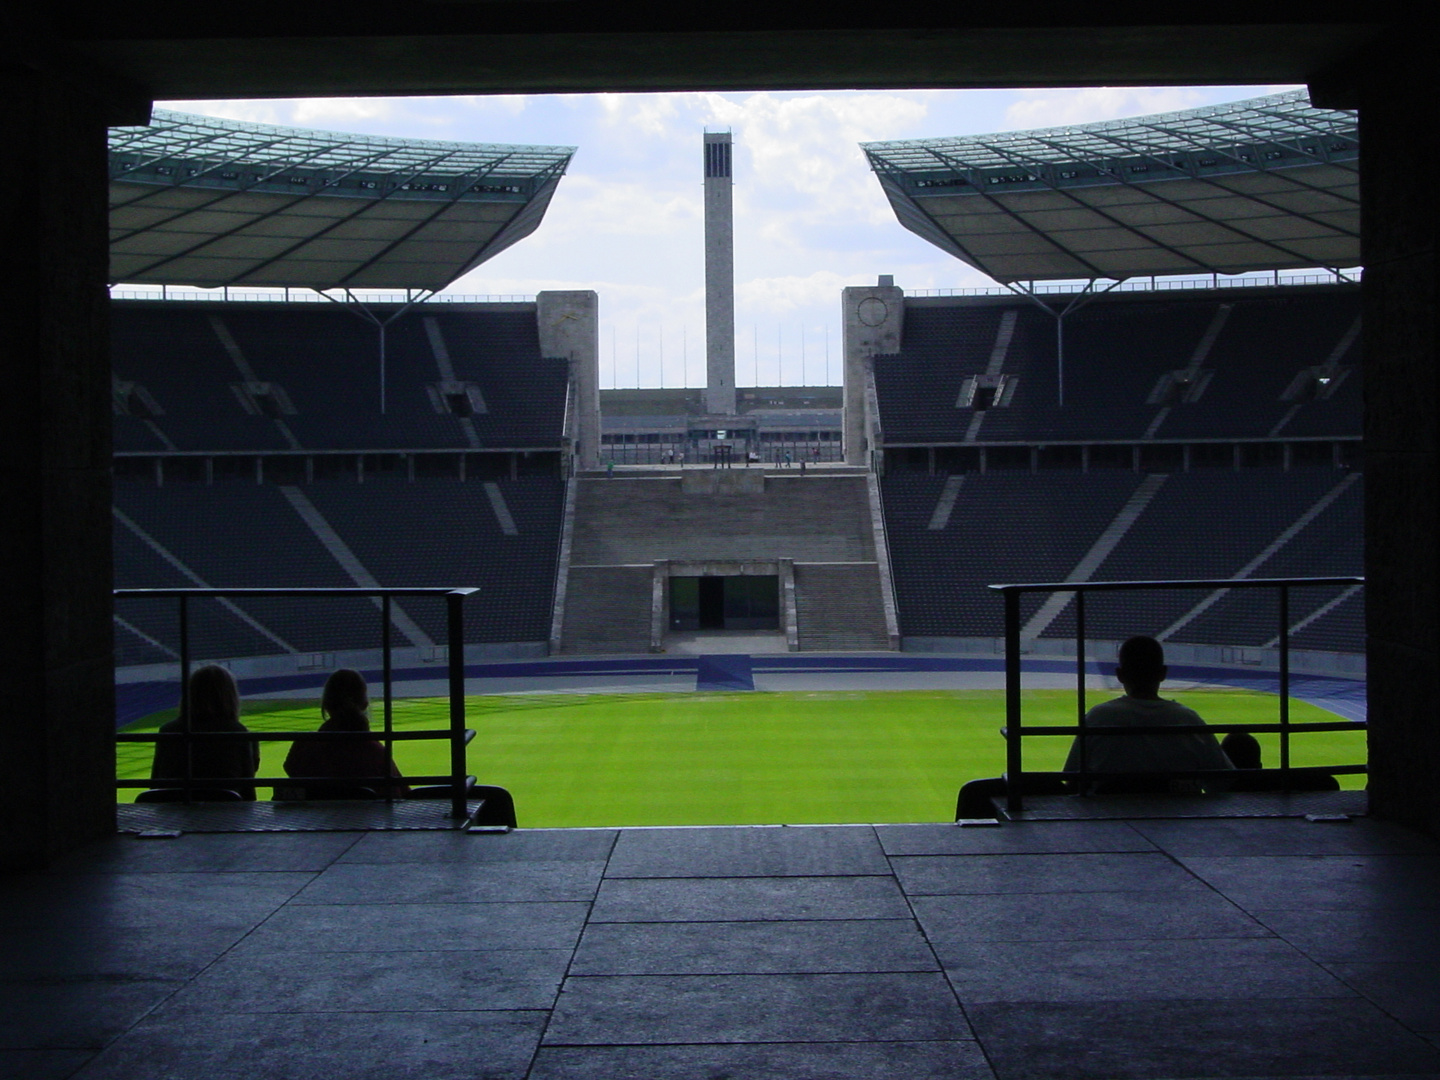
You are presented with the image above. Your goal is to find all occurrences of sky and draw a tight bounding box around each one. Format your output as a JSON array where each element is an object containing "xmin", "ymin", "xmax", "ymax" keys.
[{"xmin": 160, "ymin": 86, "xmax": 1297, "ymax": 389}]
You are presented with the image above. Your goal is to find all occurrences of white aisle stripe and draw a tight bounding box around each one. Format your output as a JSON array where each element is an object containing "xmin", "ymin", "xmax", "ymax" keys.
[
  {"xmin": 113, "ymin": 507, "xmax": 298, "ymax": 653},
  {"xmin": 1158, "ymin": 472, "xmax": 1362, "ymax": 642},
  {"xmin": 1021, "ymin": 473, "xmax": 1170, "ymax": 641},
  {"xmin": 278, "ymin": 486, "xmax": 435, "ymax": 648},
  {"xmin": 484, "ymin": 482, "xmax": 520, "ymax": 535}
]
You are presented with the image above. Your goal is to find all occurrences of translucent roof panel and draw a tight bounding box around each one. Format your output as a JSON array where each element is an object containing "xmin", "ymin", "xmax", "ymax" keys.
[
  {"xmin": 862, "ymin": 90, "xmax": 1359, "ymax": 283},
  {"xmin": 109, "ymin": 110, "xmax": 575, "ymax": 289}
]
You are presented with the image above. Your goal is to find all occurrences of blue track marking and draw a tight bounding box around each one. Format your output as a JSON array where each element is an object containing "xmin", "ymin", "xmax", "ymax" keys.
[{"xmin": 695, "ymin": 654, "xmax": 756, "ymax": 691}]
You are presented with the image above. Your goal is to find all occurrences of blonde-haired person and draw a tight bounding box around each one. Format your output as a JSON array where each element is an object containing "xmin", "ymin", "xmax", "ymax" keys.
[
  {"xmin": 151, "ymin": 665, "xmax": 260, "ymax": 799},
  {"xmin": 282, "ymin": 669, "xmax": 410, "ymax": 799}
]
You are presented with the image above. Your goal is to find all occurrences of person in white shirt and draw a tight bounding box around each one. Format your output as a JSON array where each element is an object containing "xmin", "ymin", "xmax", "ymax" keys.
[{"xmin": 1065, "ymin": 635, "xmax": 1234, "ymax": 794}]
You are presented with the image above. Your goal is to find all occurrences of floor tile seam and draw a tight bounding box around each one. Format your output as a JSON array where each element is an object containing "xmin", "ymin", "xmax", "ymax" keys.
[
  {"xmin": 207, "ymin": 946, "xmax": 578, "ymax": 958},
  {"xmin": 1316, "ymin": 961, "xmax": 1440, "ymax": 1039},
  {"xmin": 0, "ymin": 973, "xmax": 189, "ymax": 988},
  {"xmin": 928, "ymin": 932, "xmax": 1339, "ymax": 950},
  {"xmin": 534, "ymin": 1037, "xmax": 985, "ymax": 1048},
  {"xmin": 900, "ymin": 885, "xmax": 1217, "ymax": 897},
  {"xmin": 148, "ymin": 1005, "xmax": 560, "ymax": 1015},
  {"xmin": 149, "ymin": 1006, "xmax": 556, "ymax": 1017},
  {"xmin": 1142, "ymin": 842, "xmax": 1303, "ymax": 931},
  {"xmin": 553, "ymin": 970, "xmax": 954, "ymax": 981},
  {"xmin": 284, "ymin": 896, "xmax": 604, "ymax": 906},
  {"xmin": 924, "ymin": 931, "xmax": 1284, "ymax": 946},
  {"xmin": 877, "ymin": 824, "xmax": 997, "ymax": 1076},
  {"xmin": 578, "ymin": 917, "xmax": 921, "ymax": 927},
  {"xmin": 585, "ymin": 916, "xmax": 914, "ymax": 926},
  {"xmin": 521, "ymin": 865, "xmax": 605, "ymax": 1080},
  {"xmin": 946, "ymin": 992, "xmax": 1369, "ymax": 1008},
  {"xmin": 597, "ymin": 872, "xmax": 900, "ymax": 881}
]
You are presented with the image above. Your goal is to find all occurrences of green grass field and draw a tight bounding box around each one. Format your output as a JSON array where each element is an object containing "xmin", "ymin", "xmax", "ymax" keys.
[{"xmin": 117, "ymin": 688, "xmax": 1365, "ymax": 826}]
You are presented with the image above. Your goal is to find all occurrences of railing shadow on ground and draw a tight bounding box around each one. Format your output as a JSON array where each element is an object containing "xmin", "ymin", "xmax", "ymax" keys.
[
  {"xmin": 114, "ymin": 587, "xmax": 477, "ymax": 819},
  {"xmin": 989, "ymin": 576, "xmax": 1366, "ymax": 814}
]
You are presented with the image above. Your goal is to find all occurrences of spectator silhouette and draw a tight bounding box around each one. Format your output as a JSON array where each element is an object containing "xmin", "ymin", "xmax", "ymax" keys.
[
  {"xmin": 956, "ymin": 636, "xmax": 1232, "ymax": 818},
  {"xmin": 1065, "ymin": 636, "xmax": 1233, "ymax": 794},
  {"xmin": 150, "ymin": 665, "xmax": 260, "ymax": 800},
  {"xmin": 282, "ymin": 669, "xmax": 410, "ymax": 799},
  {"xmin": 1220, "ymin": 730, "xmax": 1340, "ymax": 791}
]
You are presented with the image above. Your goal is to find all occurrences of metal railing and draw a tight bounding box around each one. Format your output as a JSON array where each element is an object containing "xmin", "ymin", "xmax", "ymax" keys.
[
  {"xmin": 911, "ymin": 269, "xmax": 1362, "ymax": 300},
  {"xmin": 114, "ymin": 587, "xmax": 478, "ymax": 819},
  {"xmin": 990, "ymin": 576, "xmax": 1366, "ymax": 813},
  {"xmin": 110, "ymin": 287, "xmax": 535, "ymax": 305}
]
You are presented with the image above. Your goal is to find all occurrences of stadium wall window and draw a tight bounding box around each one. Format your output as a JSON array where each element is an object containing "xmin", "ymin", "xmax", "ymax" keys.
[
  {"xmin": 212, "ymin": 456, "xmax": 252, "ymax": 484},
  {"xmin": 1291, "ymin": 441, "xmax": 1336, "ymax": 468},
  {"xmin": 987, "ymin": 446, "xmax": 1030, "ymax": 471},
  {"xmin": 1088, "ymin": 445, "xmax": 1133, "ymax": 470},
  {"xmin": 1140, "ymin": 444, "xmax": 1184, "ymax": 471},
  {"xmin": 266, "ymin": 456, "xmax": 305, "ymax": 484},
  {"xmin": 1240, "ymin": 443, "xmax": 1284, "ymax": 468},
  {"xmin": 1039, "ymin": 445, "xmax": 1084, "ymax": 470},
  {"xmin": 311, "ymin": 455, "xmax": 349, "ymax": 483},
  {"xmin": 113, "ymin": 458, "xmax": 151, "ymax": 484}
]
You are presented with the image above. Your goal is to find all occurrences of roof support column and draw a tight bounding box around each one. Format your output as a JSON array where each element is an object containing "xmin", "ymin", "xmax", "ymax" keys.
[
  {"xmin": 1324, "ymin": 33, "xmax": 1440, "ymax": 836},
  {"xmin": 0, "ymin": 60, "xmax": 146, "ymax": 867},
  {"xmin": 842, "ymin": 280, "xmax": 904, "ymax": 466},
  {"xmin": 538, "ymin": 291, "xmax": 600, "ymax": 470}
]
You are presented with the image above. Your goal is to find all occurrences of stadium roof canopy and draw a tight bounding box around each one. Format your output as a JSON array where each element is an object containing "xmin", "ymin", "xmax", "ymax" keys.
[
  {"xmin": 108, "ymin": 110, "xmax": 575, "ymax": 290},
  {"xmin": 862, "ymin": 91, "xmax": 1358, "ymax": 284}
]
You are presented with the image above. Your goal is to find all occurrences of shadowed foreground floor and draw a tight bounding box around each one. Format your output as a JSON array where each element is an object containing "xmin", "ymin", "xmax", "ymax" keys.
[{"xmin": 3, "ymin": 817, "xmax": 1438, "ymax": 1079}]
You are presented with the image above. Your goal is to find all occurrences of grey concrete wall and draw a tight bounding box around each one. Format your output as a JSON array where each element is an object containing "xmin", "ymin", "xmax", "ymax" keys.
[
  {"xmin": 704, "ymin": 134, "xmax": 736, "ymax": 415},
  {"xmin": 1349, "ymin": 38, "xmax": 1440, "ymax": 837},
  {"xmin": 0, "ymin": 71, "xmax": 121, "ymax": 868},
  {"xmin": 842, "ymin": 284, "xmax": 904, "ymax": 465},
  {"xmin": 537, "ymin": 291, "xmax": 600, "ymax": 470}
]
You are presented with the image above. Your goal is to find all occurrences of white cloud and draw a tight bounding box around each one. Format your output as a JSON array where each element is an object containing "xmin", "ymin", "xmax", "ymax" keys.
[
  {"xmin": 541, "ymin": 175, "xmax": 699, "ymax": 241},
  {"xmin": 1002, "ymin": 87, "xmax": 1211, "ymax": 130},
  {"xmin": 597, "ymin": 93, "xmax": 683, "ymax": 137}
]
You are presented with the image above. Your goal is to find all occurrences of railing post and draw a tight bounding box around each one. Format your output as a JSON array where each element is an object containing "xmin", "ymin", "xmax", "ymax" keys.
[
  {"xmin": 1005, "ymin": 588, "xmax": 1023, "ymax": 814},
  {"xmin": 382, "ymin": 593, "xmax": 394, "ymax": 804},
  {"xmin": 1279, "ymin": 583, "xmax": 1291, "ymax": 788},
  {"xmin": 1075, "ymin": 589, "xmax": 1088, "ymax": 786},
  {"xmin": 179, "ymin": 594, "xmax": 192, "ymax": 803},
  {"xmin": 447, "ymin": 590, "xmax": 467, "ymax": 819}
]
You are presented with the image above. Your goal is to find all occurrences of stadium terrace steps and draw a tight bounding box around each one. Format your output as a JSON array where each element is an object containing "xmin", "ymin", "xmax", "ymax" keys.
[
  {"xmin": 557, "ymin": 566, "xmax": 655, "ymax": 653},
  {"xmin": 555, "ymin": 472, "xmax": 894, "ymax": 653},
  {"xmin": 793, "ymin": 563, "xmax": 892, "ymax": 651},
  {"xmin": 569, "ymin": 474, "xmax": 876, "ymax": 565},
  {"xmin": 880, "ymin": 466, "xmax": 1363, "ymax": 654},
  {"xmin": 113, "ymin": 477, "xmax": 564, "ymax": 663},
  {"xmin": 111, "ymin": 302, "xmax": 569, "ymax": 453},
  {"xmin": 874, "ymin": 291, "xmax": 1362, "ymax": 445}
]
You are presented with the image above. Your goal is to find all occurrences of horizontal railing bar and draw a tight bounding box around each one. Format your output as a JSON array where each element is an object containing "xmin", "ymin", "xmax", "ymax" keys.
[
  {"xmin": 120, "ymin": 774, "xmax": 466, "ymax": 787},
  {"xmin": 1011, "ymin": 765, "xmax": 1368, "ymax": 779},
  {"xmin": 115, "ymin": 587, "xmax": 478, "ymax": 598},
  {"xmin": 1002, "ymin": 721, "xmax": 1362, "ymax": 736},
  {"xmin": 990, "ymin": 576, "xmax": 1362, "ymax": 594},
  {"xmin": 118, "ymin": 729, "xmax": 474, "ymax": 742}
]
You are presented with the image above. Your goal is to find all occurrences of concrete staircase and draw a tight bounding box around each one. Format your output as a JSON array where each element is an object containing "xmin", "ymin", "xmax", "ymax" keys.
[
  {"xmin": 570, "ymin": 471, "xmax": 875, "ymax": 565},
  {"xmin": 555, "ymin": 467, "xmax": 896, "ymax": 653},
  {"xmin": 557, "ymin": 565, "xmax": 653, "ymax": 654},
  {"xmin": 794, "ymin": 563, "xmax": 892, "ymax": 651}
]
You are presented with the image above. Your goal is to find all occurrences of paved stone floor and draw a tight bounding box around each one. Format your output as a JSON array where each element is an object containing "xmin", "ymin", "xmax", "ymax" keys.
[{"xmin": 3, "ymin": 817, "xmax": 1439, "ymax": 1079}]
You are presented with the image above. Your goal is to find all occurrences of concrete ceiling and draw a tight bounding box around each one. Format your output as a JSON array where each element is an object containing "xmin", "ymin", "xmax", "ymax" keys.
[{"xmin": 25, "ymin": 6, "xmax": 1389, "ymax": 107}]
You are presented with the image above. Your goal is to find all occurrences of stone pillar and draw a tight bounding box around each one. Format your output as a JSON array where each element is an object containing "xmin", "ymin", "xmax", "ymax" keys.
[
  {"xmin": 537, "ymin": 291, "xmax": 600, "ymax": 471},
  {"xmin": 842, "ymin": 281, "xmax": 904, "ymax": 466},
  {"xmin": 703, "ymin": 133, "xmax": 736, "ymax": 415},
  {"xmin": 1322, "ymin": 33, "xmax": 1440, "ymax": 837},
  {"xmin": 0, "ymin": 63, "xmax": 144, "ymax": 868}
]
